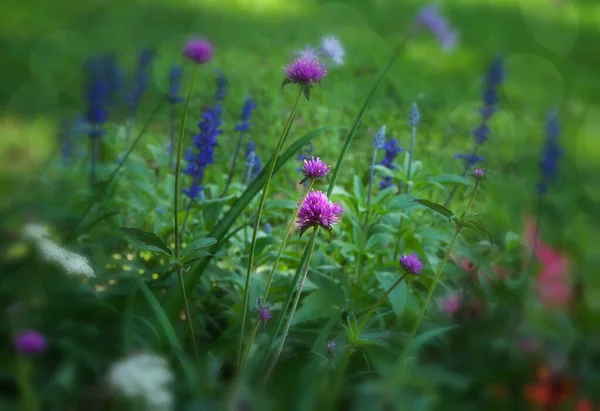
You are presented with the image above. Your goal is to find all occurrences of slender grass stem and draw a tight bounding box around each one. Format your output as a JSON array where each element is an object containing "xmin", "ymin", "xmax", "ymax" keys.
[
  {"xmin": 239, "ymin": 180, "xmax": 315, "ymax": 369},
  {"xmin": 357, "ymin": 273, "xmax": 408, "ymax": 332},
  {"xmin": 173, "ymin": 63, "xmax": 200, "ymax": 365},
  {"xmin": 262, "ymin": 226, "xmax": 319, "ymax": 384},
  {"xmin": 221, "ymin": 131, "xmax": 245, "ymax": 197},
  {"xmin": 356, "ymin": 146, "xmax": 379, "ymax": 284},
  {"xmin": 237, "ymin": 87, "xmax": 303, "ymax": 368}
]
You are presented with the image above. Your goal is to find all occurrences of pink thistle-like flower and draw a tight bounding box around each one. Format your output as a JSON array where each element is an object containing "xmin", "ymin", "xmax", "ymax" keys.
[
  {"xmin": 471, "ymin": 168, "xmax": 486, "ymax": 180},
  {"xmin": 283, "ymin": 56, "xmax": 327, "ymax": 86},
  {"xmin": 296, "ymin": 190, "xmax": 342, "ymax": 237},
  {"xmin": 183, "ymin": 39, "xmax": 213, "ymax": 64},
  {"xmin": 14, "ymin": 330, "xmax": 47, "ymax": 355},
  {"xmin": 301, "ymin": 157, "xmax": 331, "ymax": 182},
  {"xmin": 399, "ymin": 253, "xmax": 423, "ymax": 275}
]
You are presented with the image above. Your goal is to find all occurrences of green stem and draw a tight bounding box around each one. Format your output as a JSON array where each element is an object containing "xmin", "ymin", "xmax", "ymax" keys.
[
  {"xmin": 15, "ymin": 356, "xmax": 39, "ymax": 411},
  {"xmin": 237, "ymin": 87, "xmax": 304, "ymax": 368},
  {"xmin": 173, "ymin": 63, "xmax": 200, "ymax": 364},
  {"xmin": 262, "ymin": 226, "xmax": 319, "ymax": 384},
  {"xmin": 239, "ymin": 180, "xmax": 315, "ymax": 369},
  {"xmin": 393, "ymin": 179, "xmax": 479, "ymax": 384},
  {"xmin": 392, "ymin": 217, "xmax": 405, "ymax": 261},
  {"xmin": 325, "ymin": 347, "xmax": 354, "ymax": 411},
  {"xmin": 356, "ymin": 146, "xmax": 378, "ymax": 284},
  {"xmin": 394, "ymin": 227, "xmax": 460, "ymax": 377},
  {"xmin": 357, "ymin": 273, "xmax": 408, "ymax": 332}
]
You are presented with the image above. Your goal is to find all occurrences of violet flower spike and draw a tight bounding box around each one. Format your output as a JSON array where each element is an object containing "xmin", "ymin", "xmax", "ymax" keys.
[
  {"xmin": 301, "ymin": 156, "xmax": 331, "ymax": 183},
  {"xmin": 183, "ymin": 39, "xmax": 213, "ymax": 64},
  {"xmin": 399, "ymin": 252, "xmax": 423, "ymax": 275},
  {"xmin": 296, "ymin": 190, "xmax": 343, "ymax": 237}
]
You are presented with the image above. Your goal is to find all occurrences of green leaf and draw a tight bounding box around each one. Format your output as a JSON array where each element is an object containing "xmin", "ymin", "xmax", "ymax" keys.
[
  {"xmin": 281, "ymin": 78, "xmax": 293, "ymax": 90},
  {"xmin": 462, "ymin": 220, "xmax": 489, "ymax": 236},
  {"xmin": 164, "ymin": 125, "xmax": 343, "ymax": 319},
  {"xmin": 374, "ymin": 271, "xmax": 407, "ymax": 319},
  {"xmin": 119, "ymin": 227, "xmax": 173, "ymax": 255},
  {"xmin": 265, "ymin": 199, "xmax": 298, "ymax": 211},
  {"xmin": 180, "ymin": 249, "xmax": 211, "ymax": 265},
  {"xmin": 292, "ymin": 291, "xmax": 338, "ymax": 325},
  {"xmin": 302, "ymin": 85, "xmax": 311, "ymax": 101},
  {"xmin": 428, "ymin": 174, "xmax": 474, "ymax": 186},
  {"xmin": 407, "ymin": 325, "xmax": 457, "ymax": 356},
  {"xmin": 367, "ymin": 233, "xmax": 393, "ymax": 251},
  {"xmin": 132, "ymin": 276, "xmax": 198, "ymax": 389},
  {"xmin": 389, "ymin": 194, "xmax": 417, "ymax": 210},
  {"xmin": 412, "ymin": 199, "xmax": 454, "ymax": 218},
  {"xmin": 180, "ymin": 237, "xmax": 217, "ymax": 259},
  {"xmin": 353, "ymin": 175, "xmax": 366, "ymax": 204}
]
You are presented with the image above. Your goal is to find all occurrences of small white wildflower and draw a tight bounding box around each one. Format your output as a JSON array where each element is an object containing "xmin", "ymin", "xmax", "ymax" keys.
[
  {"xmin": 37, "ymin": 239, "xmax": 95, "ymax": 278},
  {"xmin": 321, "ymin": 35, "xmax": 344, "ymax": 65},
  {"xmin": 108, "ymin": 352, "xmax": 174, "ymax": 411},
  {"xmin": 296, "ymin": 44, "xmax": 319, "ymax": 60},
  {"xmin": 22, "ymin": 224, "xmax": 50, "ymax": 242}
]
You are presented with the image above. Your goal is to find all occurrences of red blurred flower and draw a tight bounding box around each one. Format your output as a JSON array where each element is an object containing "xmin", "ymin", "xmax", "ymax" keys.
[
  {"xmin": 576, "ymin": 398, "xmax": 593, "ymax": 411},
  {"xmin": 524, "ymin": 365, "xmax": 575, "ymax": 408},
  {"xmin": 451, "ymin": 254, "xmax": 506, "ymax": 283}
]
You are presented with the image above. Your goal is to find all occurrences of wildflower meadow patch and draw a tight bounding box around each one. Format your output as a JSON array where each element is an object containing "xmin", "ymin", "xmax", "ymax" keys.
[{"xmin": 1, "ymin": 1, "xmax": 598, "ymax": 410}]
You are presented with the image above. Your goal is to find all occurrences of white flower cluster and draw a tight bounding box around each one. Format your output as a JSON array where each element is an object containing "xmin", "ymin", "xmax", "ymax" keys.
[
  {"xmin": 108, "ymin": 352, "xmax": 174, "ymax": 411},
  {"xmin": 22, "ymin": 223, "xmax": 95, "ymax": 278},
  {"xmin": 297, "ymin": 35, "xmax": 345, "ymax": 66}
]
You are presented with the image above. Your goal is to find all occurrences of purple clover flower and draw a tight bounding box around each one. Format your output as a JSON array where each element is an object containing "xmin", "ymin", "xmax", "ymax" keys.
[
  {"xmin": 183, "ymin": 39, "xmax": 213, "ymax": 64},
  {"xmin": 302, "ymin": 157, "xmax": 331, "ymax": 181},
  {"xmin": 296, "ymin": 190, "xmax": 343, "ymax": 237},
  {"xmin": 416, "ymin": 5, "xmax": 458, "ymax": 52},
  {"xmin": 537, "ymin": 109, "xmax": 562, "ymax": 195},
  {"xmin": 297, "ymin": 143, "xmax": 314, "ymax": 172},
  {"xmin": 283, "ymin": 56, "xmax": 327, "ymax": 89},
  {"xmin": 399, "ymin": 252, "xmax": 423, "ymax": 275},
  {"xmin": 14, "ymin": 330, "xmax": 47, "ymax": 355},
  {"xmin": 471, "ymin": 168, "xmax": 486, "ymax": 181}
]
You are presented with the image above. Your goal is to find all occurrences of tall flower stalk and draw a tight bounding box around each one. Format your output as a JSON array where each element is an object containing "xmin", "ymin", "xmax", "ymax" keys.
[
  {"xmin": 263, "ymin": 190, "xmax": 343, "ymax": 382},
  {"xmin": 237, "ymin": 54, "xmax": 327, "ymax": 367},
  {"xmin": 166, "ymin": 65, "xmax": 184, "ymax": 169},
  {"xmin": 239, "ymin": 157, "xmax": 330, "ymax": 369},
  {"xmin": 445, "ymin": 56, "xmax": 503, "ymax": 207},
  {"xmin": 173, "ymin": 38, "xmax": 213, "ymax": 364},
  {"xmin": 530, "ymin": 109, "xmax": 562, "ymax": 267},
  {"xmin": 355, "ymin": 126, "xmax": 386, "ymax": 283},
  {"xmin": 393, "ymin": 103, "xmax": 419, "ymax": 260},
  {"xmin": 392, "ymin": 169, "xmax": 484, "ymax": 386},
  {"xmin": 222, "ymin": 97, "xmax": 257, "ymax": 197}
]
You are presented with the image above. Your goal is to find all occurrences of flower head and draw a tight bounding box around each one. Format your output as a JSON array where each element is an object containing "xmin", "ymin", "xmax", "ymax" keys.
[
  {"xmin": 255, "ymin": 299, "xmax": 272, "ymax": 323},
  {"xmin": 108, "ymin": 352, "xmax": 174, "ymax": 411},
  {"xmin": 409, "ymin": 102, "xmax": 420, "ymax": 127},
  {"xmin": 234, "ymin": 97, "xmax": 257, "ymax": 132},
  {"xmin": 296, "ymin": 45, "xmax": 319, "ymax": 60},
  {"xmin": 454, "ymin": 152, "xmax": 484, "ymax": 167},
  {"xmin": 379, "ymin": 138, "xmax": 403, "ymax": 190},
  {"xmin": 302, "ymin": 157, "xmax": 331, "ymax": 181},
  {"xmin": 399, "ymin": 252, "xmax": 423, "ymax": 275},
  {"xmin": 537, "ymin": 109, "xmax": 562, "ymax": 195},
  {"xmin": 183, "ymin": 39, "xmax": 213, "ymax": 64},
  {"xmin": 296, "ymin": 190, "xmax": 343, "ymax": 236},
  {"xmin": 265, "ymin": 223, "xmax": 272, "ymax": 235},
  {"xmin": 373, "ymin": 125, "xmax": 386, "ymax": 149},
  {"xmin": 14, "ymin": 330, "xmax": 47, "ymax": 355},
  {"xmin": 166, "ymin": 65, "xmax": 184, "ymax": 104},
  {"xmin": 471, "ymin": 167, "xmax": 486, "ymax": 180},
  {"xmin": 283, "ymin": 56, "xmax": 327, "ymax": 86},
  {"xmin": 321, "ymin": 35, "xmax": 344, "ymax": 65},
  {"xmin": 439, "ymin": 292, "xmax": 461, "ymax": 317},
  {"xmin": 416, "ymin": 5, "xmax": 458, "ymax": 52}
]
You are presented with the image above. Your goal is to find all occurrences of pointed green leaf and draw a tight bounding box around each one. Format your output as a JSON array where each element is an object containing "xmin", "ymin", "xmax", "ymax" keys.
[
  {"xmin": 412, "ymin": 199, "xmax": 454, "ymax": 218},
  {"xmin": 374, "ymin": 271, "xmax": 407, "ymax": 320},
  {"xmin": 180, "ymin": 237, "xmax": 217, "ymax": 259},
  {"xmin": 462, "ymin": 220, "xmax": 492, "ymax": 242},
  {"xmin": 302, "ymin": 85, "xmax": 311, "ymax": 101},
  {"xmin": 119, "ymin": 227, "xmax": 173, "ymax": 255},
  {"xmin": 281, "ymin": 78, "xmax": 293, "ymax": 90},
  {"xmin": 407, "ymin": 325, "xmax": 457, "ymax": 356}
]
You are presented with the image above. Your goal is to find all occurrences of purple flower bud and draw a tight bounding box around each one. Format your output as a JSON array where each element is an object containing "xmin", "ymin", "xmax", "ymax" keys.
[
  {"xmin": 14, "ymin": 330, "xmax": 47, "ymax": 355},
  {"xmin": 399, "ymin": 253, "xmax": 423, "ymax": 275},
  {"xmin": 471, "ymin": 168, "xmax": 486, "ymax": 181},
  {"xmin": 183, "ymin": 39, "xmax": 213, "ymax": 64},
  {"xmin": 283, "ymin": 56, "xmax": 327, "ymax": 85},
  {"xmin": 302, "ymin": 157, "xmax": 331, "ymax": 180}
]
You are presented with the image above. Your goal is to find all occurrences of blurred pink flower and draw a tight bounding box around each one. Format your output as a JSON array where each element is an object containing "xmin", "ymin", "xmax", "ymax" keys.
[
  {"xmin": 524, "ymin": 216, "xmax": 572, "ymax": 309},
  {"xmin": 440, "ymin": 292, "xmax": 461, "ymax": 317}
]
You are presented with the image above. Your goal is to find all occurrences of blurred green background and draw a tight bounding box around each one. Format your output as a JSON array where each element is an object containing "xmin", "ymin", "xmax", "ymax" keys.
[{"xmin": 1, "ymin": 0, "xmax": 598, "ymax": 298}]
